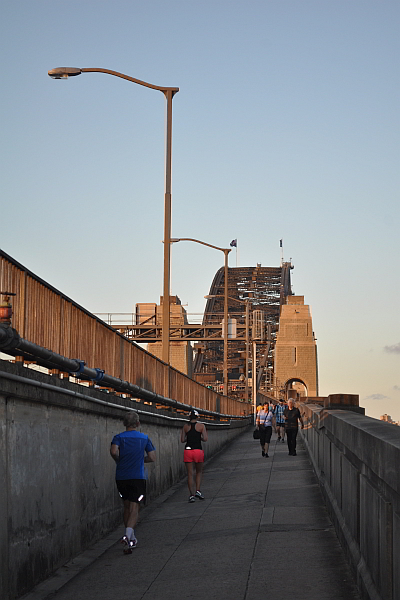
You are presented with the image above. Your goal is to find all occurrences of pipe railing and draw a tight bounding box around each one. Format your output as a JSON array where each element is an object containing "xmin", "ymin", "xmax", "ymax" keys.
[
  {"xmin": 0, "ymin": 250, "xmax": 249, "ymax": 416},
  {"xmin": 0, "ymin": 325, "xmax": 247, "ymax": 420}
]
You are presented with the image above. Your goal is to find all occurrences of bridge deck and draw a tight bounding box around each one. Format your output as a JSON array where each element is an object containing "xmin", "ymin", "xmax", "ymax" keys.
[{"xmin": 26, "ymin": 431, "xmax": 361, "ymax": 600}]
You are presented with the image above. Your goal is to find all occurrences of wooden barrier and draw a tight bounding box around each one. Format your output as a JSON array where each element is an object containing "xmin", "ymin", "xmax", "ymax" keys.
[{"xmin": 0, "ymin": 250, "xmax": 248, "ymax": 415}]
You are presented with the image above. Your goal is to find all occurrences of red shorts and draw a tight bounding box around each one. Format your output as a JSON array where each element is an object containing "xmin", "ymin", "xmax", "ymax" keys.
[{"xmin": 184, "ymin": 449, "xmax": 204, "ymax": 463}]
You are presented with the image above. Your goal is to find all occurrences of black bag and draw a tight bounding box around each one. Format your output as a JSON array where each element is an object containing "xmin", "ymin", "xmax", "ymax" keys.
[{"xmin": 253, "ymin": 428, "xmax": 260, "ymax": 440}]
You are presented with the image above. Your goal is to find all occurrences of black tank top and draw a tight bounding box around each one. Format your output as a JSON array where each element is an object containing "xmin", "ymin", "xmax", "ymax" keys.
[{"xmin": 185, "ymin": 422, "xmax": 202, "ymax": 450}]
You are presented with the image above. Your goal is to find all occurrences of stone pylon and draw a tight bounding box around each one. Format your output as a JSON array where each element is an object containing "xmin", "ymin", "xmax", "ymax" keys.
[{"xmin": 274, "ymin": 296, "xmax": 318, "ymax": 397}]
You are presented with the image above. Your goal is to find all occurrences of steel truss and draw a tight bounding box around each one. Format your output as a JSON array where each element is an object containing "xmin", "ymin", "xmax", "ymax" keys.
[
  {"xmin": 194, "ymin": 264, "xmax": 292, "ymax": 392},
  {"xmin": 113, "ymin": 263, "xmax": 293, "ymax": 398}
]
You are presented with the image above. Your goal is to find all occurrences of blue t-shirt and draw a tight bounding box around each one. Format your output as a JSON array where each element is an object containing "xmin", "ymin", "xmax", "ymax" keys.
[
  {"xmin": 111, "ymin": 430, "xmax": 155, "ymax": 480},
  {"xmin": 275, "ymin": 404, "xmax": 286, "ymax": 423}
]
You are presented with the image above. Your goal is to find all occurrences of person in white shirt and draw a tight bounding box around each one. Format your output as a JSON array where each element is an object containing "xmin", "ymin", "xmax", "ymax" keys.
[{"xmin": 256, "ymin": 402, "xmax": 274, "ymax": 458}]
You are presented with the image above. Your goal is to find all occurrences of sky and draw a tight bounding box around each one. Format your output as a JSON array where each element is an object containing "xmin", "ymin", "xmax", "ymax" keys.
[{"xmin": 1, "ymin": 1, "xmax": 399, "ymax": 421}]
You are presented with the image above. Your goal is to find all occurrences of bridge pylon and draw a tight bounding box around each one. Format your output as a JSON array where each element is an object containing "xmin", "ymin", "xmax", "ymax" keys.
[{"xmin": 274, "ymin": 295, "xmax": 318, "ymax": 398}]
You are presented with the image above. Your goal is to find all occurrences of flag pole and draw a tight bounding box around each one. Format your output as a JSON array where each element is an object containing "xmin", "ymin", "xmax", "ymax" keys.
[{"xmin": 230, "ymin": 239, "xmax": 238, "ymax": 265}]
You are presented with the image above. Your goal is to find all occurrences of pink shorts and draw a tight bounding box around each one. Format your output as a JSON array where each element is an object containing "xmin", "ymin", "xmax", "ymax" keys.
[{"xmin": 184, "ymin": 449, "xmax": 204, "ymax": 463}]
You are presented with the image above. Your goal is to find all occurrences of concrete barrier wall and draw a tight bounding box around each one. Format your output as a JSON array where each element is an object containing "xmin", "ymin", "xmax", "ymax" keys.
[
  {"xmin": 300, "ymin": 403, "xmax": 400, "ymax": 600},
  {"xmin": 0, "ymin": 360, "xmax": 250, "ymax": 600}
]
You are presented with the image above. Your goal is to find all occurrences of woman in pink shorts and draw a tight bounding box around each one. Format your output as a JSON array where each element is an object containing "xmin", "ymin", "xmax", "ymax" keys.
[{"xmin": 181, "ymin": 410, "xmax": 208, "ymax": 503}]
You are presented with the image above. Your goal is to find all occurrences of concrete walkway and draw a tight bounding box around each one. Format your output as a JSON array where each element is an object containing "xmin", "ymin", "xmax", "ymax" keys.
[{"xmin": 25, "ymin": 429, "xmax": 361, "ymax": 600}]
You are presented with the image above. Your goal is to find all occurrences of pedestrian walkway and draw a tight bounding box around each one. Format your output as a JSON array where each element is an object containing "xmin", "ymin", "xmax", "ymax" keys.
[{"xmin": 26, "ymin": 430, "xmax": 361, "ymax": 600}]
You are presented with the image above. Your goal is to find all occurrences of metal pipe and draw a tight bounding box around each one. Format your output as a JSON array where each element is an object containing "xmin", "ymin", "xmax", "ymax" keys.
[
  {"xmin": 0, "ymin": 325, "xmax": 243, "ymax": 420},
  {"xmin": 0, "ymin": 370, "xmax": 240, "ymax": 426}
]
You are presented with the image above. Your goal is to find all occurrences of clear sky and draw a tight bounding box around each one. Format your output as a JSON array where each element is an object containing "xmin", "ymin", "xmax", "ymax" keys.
[{"xmin": 1, "ymin": 1, "xmax": 399, "ymax": 421}]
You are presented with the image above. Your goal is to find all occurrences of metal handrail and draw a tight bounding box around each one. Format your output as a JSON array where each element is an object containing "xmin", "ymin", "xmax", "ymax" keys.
[{"xmin": 0, "ymin": 325, "xmax": 247, "ymax": 420}]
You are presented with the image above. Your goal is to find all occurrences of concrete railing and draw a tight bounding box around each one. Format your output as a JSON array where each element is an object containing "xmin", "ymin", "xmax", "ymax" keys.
[
  {"xmin": 0, "ymin": 360, "xmax": 250, "ymax": 600},
  {"xmin": 300, "ymin": 398, "xmax": 400, "ymax": 600}
]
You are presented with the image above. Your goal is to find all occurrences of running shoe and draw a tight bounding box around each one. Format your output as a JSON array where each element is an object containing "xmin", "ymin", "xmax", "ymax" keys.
[
  {"xmin": 121, "ymin": 536, "xmax": 136, "ymax": 554},
  {"xmin": 195, "ymin": 490, "xmax": 205, "ymax": 500},
  {"xmin": 189, "ymin": 495, "xmax": 196, "ymax": 503}
]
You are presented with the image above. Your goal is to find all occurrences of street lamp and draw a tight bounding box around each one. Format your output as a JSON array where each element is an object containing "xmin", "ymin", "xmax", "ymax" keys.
[
  {"xmin": 48, "ymin": 67, "xmax": 179, "ymax": 365},
  {"xmin": 170, "ymin": 238, "xmax": 230, "ymax": 396},
  {"xmin": 205, "ymin": 294, "xmax": 250, "ymax": 403}
]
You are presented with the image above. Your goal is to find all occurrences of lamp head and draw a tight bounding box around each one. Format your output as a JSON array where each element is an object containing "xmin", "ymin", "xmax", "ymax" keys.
[{"xmin": 48, "ymin": 67, "xmax": 82, "ymax": 79}]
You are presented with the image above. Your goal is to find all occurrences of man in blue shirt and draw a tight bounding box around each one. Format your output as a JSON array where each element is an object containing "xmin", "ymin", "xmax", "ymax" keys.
[
  {"xmin": 275, "ymin": 399, "xmax": 287, "ymax": 443},
  {"xmin": 110, "ymin": 411, "xmax": 156, "ymax": 553}
]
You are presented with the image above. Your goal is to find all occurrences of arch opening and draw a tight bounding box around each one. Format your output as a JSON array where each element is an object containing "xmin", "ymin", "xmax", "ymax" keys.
[{"xmin": 284, "ymin": 378, "xmax": 308, "ymax": 400}]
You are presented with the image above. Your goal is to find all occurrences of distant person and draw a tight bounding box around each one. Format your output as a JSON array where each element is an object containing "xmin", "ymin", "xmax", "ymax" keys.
[
  {"xmin": 256, "ymin": 401, "xmax": 274, "ymax": 457},
  {"xmin": 284, "ymin": 398, "xmax": 304, "ymax": 456},
  {"xmin": 270, "ymin": 403, "xmax": 277, "ymax": 433},
  {"xmin": 275, "ymin": 399, "xmax": 286, "ymax": 443},
  {"xmin": 110, "ymin": 411, "xmax": 156, "ymax": 554},
  {"xmin": 181, "ymin": 409, "xmax": 208, "ymax": 502}
]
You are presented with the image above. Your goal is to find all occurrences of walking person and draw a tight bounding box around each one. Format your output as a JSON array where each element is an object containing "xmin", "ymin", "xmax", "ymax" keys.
[
  {"xmin": 284, "ymin": 398, "xmax": 304, "ymax": 456},
  {"xmin": 270, "ymin": 403, "xmax": 277, "ymax": 433},
  {"xmin": 110, "ymin": 411, "xmax": 156, "ymax": 554},
  {"xmin": 181, "ymin": 409, "xmax": 208, "ymax": 502},
  {"xmin": 275, "ymin": 398, "xmax": 287, "ymax": 443},
  {"xmin": 256, "ymin": 401, "xmax": 274, "ymax": 458}
]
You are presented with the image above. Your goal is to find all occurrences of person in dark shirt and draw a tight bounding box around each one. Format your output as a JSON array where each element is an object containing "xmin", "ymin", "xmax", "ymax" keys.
[
  {"xmin": 110, "ymin": 411, "xmax": 156, "ymax": 553},
  {"xmin": 283, "ymin": 398, "xmax": 304, "ymax": 456},
  {"xmin": 181, "ymin": 409, "xmax": 208, "ymax": 502}
]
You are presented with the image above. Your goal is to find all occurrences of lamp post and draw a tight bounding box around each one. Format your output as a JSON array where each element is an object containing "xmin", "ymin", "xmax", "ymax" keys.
[
  {"xmin": 205, "ymin": 294, "xmax": 250, "ymax": 403},
  {"xmin": 48, "ymin": 67, "xmax": 179, "ymax": 365},
  {"xmin": 252, "ymin": 339, "xmax": 257, "ymax": 425},
  {"xmin": 170, "ymin": 238, "xmax": 230, "ymax": 396}
]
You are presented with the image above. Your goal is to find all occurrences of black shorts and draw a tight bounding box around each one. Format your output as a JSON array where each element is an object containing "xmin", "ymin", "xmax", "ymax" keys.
[
  {"xmin": 276, "ymin": 422, "xmax": 285, "ymax": 428},
  {"xmin": 116, "ymin": 479, "xmax": 147, "ymax": 503},
  {"xmin": 259, "ymin": 425, "xmax": 272, "ymax": 445}
]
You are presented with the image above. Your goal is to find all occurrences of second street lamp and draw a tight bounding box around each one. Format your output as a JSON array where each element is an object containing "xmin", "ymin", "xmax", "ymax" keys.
[
  {"xmin": 205, "ymin": 294, "xmax": 250, "ymax": 403},
  {"xmin": 170, "ymin": 238, "xmax": 231, "ymax": 396},
  {"xmin": 48, "ymin": 66, "xmax": 179, "ymax": 366}
]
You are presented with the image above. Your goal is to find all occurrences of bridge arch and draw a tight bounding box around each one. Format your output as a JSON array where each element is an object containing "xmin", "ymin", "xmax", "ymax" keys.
[{"xmin": 194, "ymin": 263, "xmax": 293, "ymax": 396}]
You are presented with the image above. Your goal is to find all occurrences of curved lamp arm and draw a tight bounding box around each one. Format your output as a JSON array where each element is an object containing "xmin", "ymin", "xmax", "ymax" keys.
[
  {"xmin": 170, "ymin": 238, "xmax": 231, "ymax": 255},
  {"xmin": 48, "ymin": 67, "xmax": 179, "ymax": 97}
]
